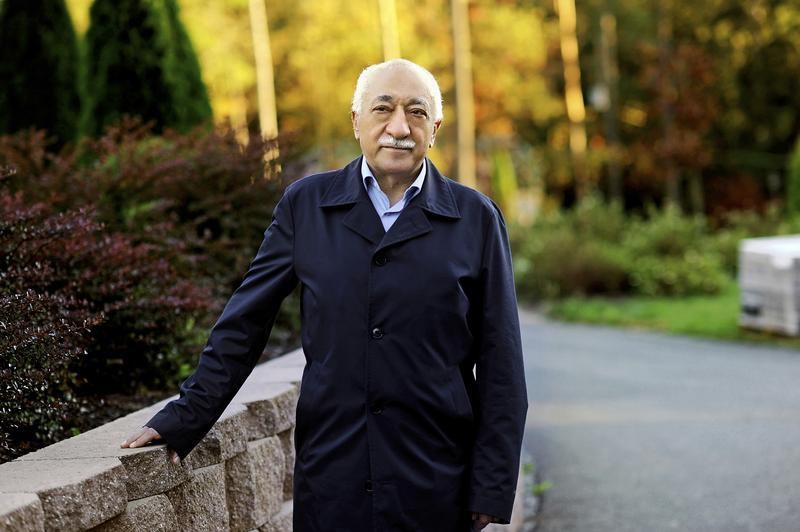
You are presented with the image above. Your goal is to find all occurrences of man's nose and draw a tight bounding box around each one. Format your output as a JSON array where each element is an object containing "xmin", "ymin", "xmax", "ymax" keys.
[{"xmin": 385, "ymin": 108, "xmax": 411, "ymax": 138}]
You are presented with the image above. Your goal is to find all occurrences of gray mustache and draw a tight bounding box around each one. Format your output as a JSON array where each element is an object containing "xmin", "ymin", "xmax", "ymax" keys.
[{"xmin": 379, "ymin": 136, "xmax": 416, "ymax": 150}]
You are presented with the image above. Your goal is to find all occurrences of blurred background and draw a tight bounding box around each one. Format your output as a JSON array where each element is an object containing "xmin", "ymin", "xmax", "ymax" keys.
[{"xmin": 2, "ymin": 0, "xmax": 800, "ymax": 464}]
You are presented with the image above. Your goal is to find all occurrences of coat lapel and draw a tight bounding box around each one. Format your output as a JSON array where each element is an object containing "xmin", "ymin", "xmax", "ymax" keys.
[
  {"xmin": 319, "ymin": 158, "xmax": 384, "ymax": 244},
  {"xmin": 375, "ymin": 158, "xmax": 462, "ymax": 253},
  {"xmin": 319, "ymin": 156, "xmax": 462, "ymax": 251}
]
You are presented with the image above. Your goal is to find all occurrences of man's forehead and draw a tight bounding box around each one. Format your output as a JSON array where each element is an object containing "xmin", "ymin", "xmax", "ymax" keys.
[{"xmin": 364, "ymin": 67, "xmax": 434, "ymax": 106}]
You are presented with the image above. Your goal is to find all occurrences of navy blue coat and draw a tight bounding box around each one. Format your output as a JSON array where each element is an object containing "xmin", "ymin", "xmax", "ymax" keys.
[{"xmin": 148, "ymin": 157, "xmax": 528, "ymax": 531}]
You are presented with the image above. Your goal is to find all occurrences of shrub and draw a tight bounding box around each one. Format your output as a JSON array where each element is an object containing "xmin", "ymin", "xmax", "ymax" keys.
[
  {"xmin": 512, "ymin": 197, "xmax": 631, "ymax": 299},
  {"xmin": 0, "ymin": 290, "xmax": 95, "ymax": 463},
  {"xmin": 0, "ymin": 0, "xmax": 80, "ymax": 144},
  {"xmin": 628, "ymin": 252, "xmax": 728, "ymax": 296},
  {"xmin": 511, "ymin": 197, "xmax": 732, "ymax": 300},
  {"xmin": 0, "ymin": 190, "xmax": 209, "ymax": 397},
  {"xmin": 0, "ymin": 123, "xmax": 299, "ymax": 389},
  {"xmin": 0, "ymin": 196, "xmax": 99, "ymax": 462},
  {"xmin": 513, "ymin": 227, "xmax": 629, "ymax": 299},
  {"xmin": 621, "ymin": 205, "xmax": 710, "ymax": 259}
]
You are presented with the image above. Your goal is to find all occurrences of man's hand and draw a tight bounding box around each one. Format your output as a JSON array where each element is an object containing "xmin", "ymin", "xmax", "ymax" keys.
[
  {"xmin": 120, "ymin": 426, "xmax": 180, "ymax": 464},
  {"xmin": 471, "ymin": 512, "xmax": 498, "ymax": 530}
]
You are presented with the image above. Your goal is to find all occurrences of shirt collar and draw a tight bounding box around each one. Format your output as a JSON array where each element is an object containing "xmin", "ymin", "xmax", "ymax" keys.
[{"xmin": 361, "ymin": 156, "xmax": 427, "ymax": 199}]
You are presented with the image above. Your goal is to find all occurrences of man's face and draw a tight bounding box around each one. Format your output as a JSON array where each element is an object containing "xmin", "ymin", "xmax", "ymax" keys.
[{"xmin": 351, "ymin": 66, "xmax": 441, "ymax": 181}]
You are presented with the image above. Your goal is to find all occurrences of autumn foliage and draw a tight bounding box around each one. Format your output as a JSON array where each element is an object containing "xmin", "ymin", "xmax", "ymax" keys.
[{"xmin": 0, "ymin": 123, "xmax": 296, "ymax": 462}]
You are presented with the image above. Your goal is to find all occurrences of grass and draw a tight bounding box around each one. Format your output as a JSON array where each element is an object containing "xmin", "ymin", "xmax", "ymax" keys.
[{"xmin": 547, "ymin": 279, "xmax": 800, "ymax": 350}]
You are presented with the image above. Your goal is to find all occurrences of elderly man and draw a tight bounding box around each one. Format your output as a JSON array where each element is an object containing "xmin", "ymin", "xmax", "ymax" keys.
[{"xmin": 123, "ymin": 58, "xmax": 528, "ymax": 532}]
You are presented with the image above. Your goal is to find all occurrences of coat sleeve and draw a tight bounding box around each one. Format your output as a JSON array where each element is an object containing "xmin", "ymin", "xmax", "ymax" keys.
[
  {"xmin": 146, "ymin": 188, "xmax": 299, "ymax": 459},
  {"xmin": 468, "ymin": 201, "xmax": 528, "ymax": 523}
]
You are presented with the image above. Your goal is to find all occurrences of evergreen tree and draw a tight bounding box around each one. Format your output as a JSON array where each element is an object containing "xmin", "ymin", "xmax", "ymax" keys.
[
  {"xmin": 0, "ymin": 0, "xmax": 81, "ymax": 144},
  {"xmin": 160, "ymin": 0, "xmax": 212, "ymax": 131},
  {"xmin": 84, "ymin": 0, "xmax": 174, "ymax": 135}
]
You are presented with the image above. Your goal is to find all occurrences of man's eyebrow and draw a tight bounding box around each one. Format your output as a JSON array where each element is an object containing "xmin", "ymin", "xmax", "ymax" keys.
[
  {"xmin": 406, "ymin": 97, "xmax": 430, "ymax": 109},
  {"xmin": 371, "ymin": 94, "xmax": 395, "ymax": 105},
  {"xmin": 369, "ymin": 95, "xmax": 431, "ymax": 109}
]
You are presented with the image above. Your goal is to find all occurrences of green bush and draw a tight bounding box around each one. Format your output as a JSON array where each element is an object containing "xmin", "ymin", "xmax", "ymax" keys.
[
  {"xmin": 511, "ymin": 196, "xmax": 734, "ymax": 300},
  {"xmin": 628, "ymin": 252, "xmax": 728, "ymax": 296},
  {"xmin": 0, "ymin": 0, "xmax": 80, "ymax": 144},
  {"xmin": 513, "ymin": 228, "xmax": 628, "ymax": 299}
]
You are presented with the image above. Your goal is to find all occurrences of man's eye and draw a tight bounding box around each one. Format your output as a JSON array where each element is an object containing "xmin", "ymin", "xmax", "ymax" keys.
[
  {"xmin": 410, "ymin": 109, "xmax": 428, "ymax": 117},
  {"xmin": 373, "ymin": 106, "xmax": 391, "ymax": 113}
]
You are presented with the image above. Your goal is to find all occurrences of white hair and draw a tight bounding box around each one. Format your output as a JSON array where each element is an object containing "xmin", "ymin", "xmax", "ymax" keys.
[{"xmin": 351, "ymin": 59, "xmax": 443, "ymax": 122}]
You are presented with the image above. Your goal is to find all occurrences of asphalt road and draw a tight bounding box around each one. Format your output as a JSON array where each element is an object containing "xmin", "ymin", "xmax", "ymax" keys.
[{"xmin": 520, "ymin": 309, "xmax": 800, "ymax": 532}]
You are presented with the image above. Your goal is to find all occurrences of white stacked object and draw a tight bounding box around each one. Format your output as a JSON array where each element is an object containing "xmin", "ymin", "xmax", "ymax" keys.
[{"xmin": 738, "ymin": 235, "xmax": 800, "ymax": 336}]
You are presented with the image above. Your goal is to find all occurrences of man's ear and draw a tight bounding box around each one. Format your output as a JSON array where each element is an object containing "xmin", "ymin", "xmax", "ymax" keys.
[
  {"xmin": 351, "ymin": 111, "xmax": 359, "ymax": 140},
  {"xmin": 429, "ymin": 119, "xmax": 442, "ymax": 148}
]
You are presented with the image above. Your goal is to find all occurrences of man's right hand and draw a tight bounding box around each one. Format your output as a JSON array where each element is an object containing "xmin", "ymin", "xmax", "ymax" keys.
[{"xmin": 120, "ymin": 427, "xmax": 180, "ymax": 464}]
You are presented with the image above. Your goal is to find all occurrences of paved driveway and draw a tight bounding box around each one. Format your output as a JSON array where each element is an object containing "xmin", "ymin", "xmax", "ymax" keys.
[{"xmin": 521, "ymin": 310, "xmax": 800, "ymax": 532}]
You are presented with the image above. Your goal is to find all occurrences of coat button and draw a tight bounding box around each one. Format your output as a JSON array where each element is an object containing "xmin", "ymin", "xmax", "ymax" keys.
[
  {"xmin": 373, "ymin": 254, "xmax": 388, "ymax": 266},
  {"xmin": 371, "ymin": 403, "xmax": 384, "ymax": 415},
  {"xmin": 371, "ymin": 327, "xmax": 384, "ymax": 339},
  {"xmin": 365, "ymin": 480, "xmax": 374, "ymax": 493}
]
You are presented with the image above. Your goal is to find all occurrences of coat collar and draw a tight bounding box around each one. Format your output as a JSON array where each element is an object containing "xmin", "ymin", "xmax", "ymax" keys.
[
  {"xmin": 319, "ymin": 156, "xmax": 462, "ymax": 220},
  {"xmin": 319, "ymin": 156, "xmax": 461, "ymax": 249}
]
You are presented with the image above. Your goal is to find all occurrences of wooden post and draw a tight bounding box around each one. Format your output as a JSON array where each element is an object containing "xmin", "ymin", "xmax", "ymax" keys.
[
  {"xmin": 248, "ymin": 0, "xmax": 278, "ymax": 140},
  {"xmin": 555, "ymin": 0, "xmax": 588, "ymax": 197},
  {"xmin": 378, "ymin": 0, "xmax": 401, "ymax": 60},
  {"xmin": 600, "ymin": 12, "xmax": 622, "ymax": 203},
  {"xmin": 451, "ymin": 0, "xmax": 477, "ymax": 188},
  {"xmin": 657, "ymin": 0, "xmax": 680, "ymax": 207}
]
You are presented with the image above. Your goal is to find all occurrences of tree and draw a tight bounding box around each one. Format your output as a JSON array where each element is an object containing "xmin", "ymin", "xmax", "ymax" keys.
[
  {"xmin": 161, "ymin": 0, "xmax": 212, "ymax": 131},
  {"xmin": 378, "ymin": 0, "xmax": 401, "ymax": 60},
  {"xmin": 84, "ymin": 0, "xmax": 174, "ymax": 134},
  {"xmin": 84, "ymin": 0, "xmax": 210, "ymax": 135},
  {"xmin": 0, "ymin": 0, "xmax": 80, "ymax": 144},
  {"xmin": 451, "ymin": 0, "xmax": 477, "ymax": 188},
  {"xmin": 555, "ymin": 0, "xmax": 589, "ymax": 197},
  {"xmin": 248, "ymin": 0, "xmax": 278, "ymax": 139}
]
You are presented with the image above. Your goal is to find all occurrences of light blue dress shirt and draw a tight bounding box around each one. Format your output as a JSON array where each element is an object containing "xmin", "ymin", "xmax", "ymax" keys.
[{"xmin": 361, "ymin": 157, "xmax": 426, "ymax": 231}]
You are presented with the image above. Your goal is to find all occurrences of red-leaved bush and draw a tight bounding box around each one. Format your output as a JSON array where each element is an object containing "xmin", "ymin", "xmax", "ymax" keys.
[
  {"xmin": 0, "ymin": 122, "xmax": 302, "ymax": 460},
  {"xmin": 0, "ymin": 192, "xmax": 206, "ymax": 461}
]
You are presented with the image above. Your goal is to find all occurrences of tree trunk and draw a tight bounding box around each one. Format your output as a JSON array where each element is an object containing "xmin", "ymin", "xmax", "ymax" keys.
[
  {"xmin": 555, "ymin": 0, "xmax": 588, "ymax": 198},
  {"xmin": 451, "ymin": 0, "xmax": 477, "ymax": 188},
  {"xmin": 248, "ymin": 0, "xmax": 278, "ymax": 140},
  {"xmin": 378, "ymin": 0, "xmax": 401, "ymax": 60},
  {"xmin": 599, "ymin": 12, "xmax": 622, "ymax": 204},
  {"xmin": 657, "ymin": 0, "xmax": 680, "ymax": 207}
]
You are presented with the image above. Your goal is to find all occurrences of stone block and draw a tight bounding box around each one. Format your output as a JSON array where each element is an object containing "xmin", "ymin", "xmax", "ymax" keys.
[
  {"xmin": 0, "ymin": 493, "xmax": 44, "ymax": 532},
  {"xmin": 115, "ymin": 448, "xmax": 190, "ymax": 501},
  {"xmin": 233, "ymin": 383, "xmax": 299, "ymax": 440},
  {"xmin": 226, "ymin": 437, "xmax": 285, "ymax": 532},
  {"xmin": 166, "ymin": 464, "xmax": 228, "ymax": 531},
  {"xmin": 17, "ymin": 404, "xmax": 189, "ymax": 501},
  {"xmin": 259, "ymin": 500, "xmax": 293, "ymax": 532},
  {"xmin": 185, "ymin": 403, "xmax": 249, "ymax": 470},
  {"xmin": 261, "ymin": 349, "xmax": 304, "ymax": 369},
  {"xmin": 90, "ymin": 494, "xmax": 177, "ymax": 532},
  {"xmin": 277, "ymin": 429, "xmax": 295, "ymax": 500},
  {"xmin": 0, "ymin": 458, "xmax": 126, "ymax": 531}
]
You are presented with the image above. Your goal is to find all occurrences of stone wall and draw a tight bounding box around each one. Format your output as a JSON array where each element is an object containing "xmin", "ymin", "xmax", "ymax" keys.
[{"xmin": 0, "ymin": 348, "xmax": 305, "ymax": 532}]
